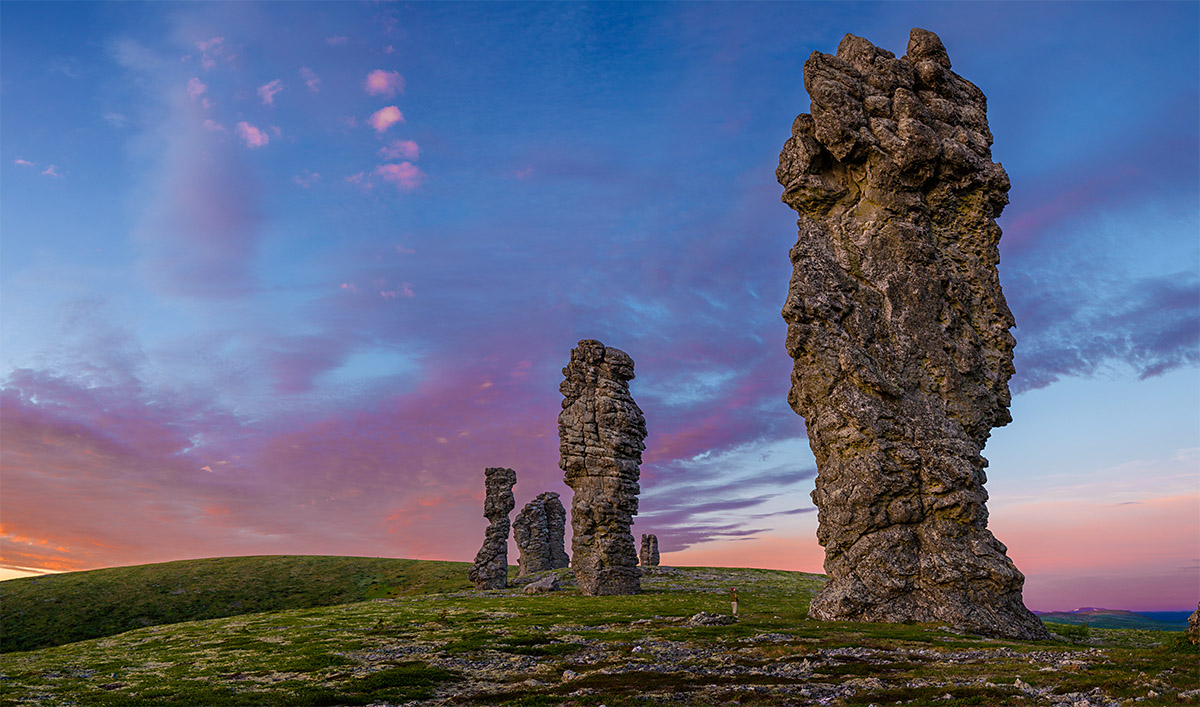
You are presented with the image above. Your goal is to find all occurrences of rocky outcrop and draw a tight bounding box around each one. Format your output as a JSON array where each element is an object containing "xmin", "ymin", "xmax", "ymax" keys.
[
  {"xmin": 467, "ymin": 466, "xmax": 517, "ymax": 590},
  {"xmin": 513, "ymin": 491, "xmax": 570, "ymax": 576},
  {"xmin": 776, "ymin": 28, "xmax": 1047, "ymax": 639},
  {"xmin": 640, "ymin": 534, "xmax": 660, "ymax": 567},
  {"xmin": 559, "ymin": 339, "xmax": 646, "ymax": 595},
  {"xmin": 1188, "ymin": 603, "xmax": 1199, "ymax": 645}
]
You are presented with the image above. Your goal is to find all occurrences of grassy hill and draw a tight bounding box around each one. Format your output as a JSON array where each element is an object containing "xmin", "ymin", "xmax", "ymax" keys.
[
  {"xmin": 1, "ymin": 559, "xmax": 1195, "ymax": 706},
  {"xmin": 0, "ymin": 555, "xmax": 471, "ymax": 653}
]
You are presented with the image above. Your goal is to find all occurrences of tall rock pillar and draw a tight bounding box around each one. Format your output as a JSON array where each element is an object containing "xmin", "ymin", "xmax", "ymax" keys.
[
  {"xmin": 776, "ymin": 28, "xmax": 1047, "ymax": 639},
  {"xmin": 467, "ymin": 466, "xmax": 517, "ymax": 590},
  {"xmin": 513, "ymin": 491, "xmax": 570, "ymax": 576},
  {"xmin": 559, "ymin": 339, "xmax": 646, "ymax": 595}
]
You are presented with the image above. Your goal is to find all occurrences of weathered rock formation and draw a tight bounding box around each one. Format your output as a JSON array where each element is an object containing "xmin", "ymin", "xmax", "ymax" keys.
[
  {"xmin": 559, "ymin": 339, "xmax": 646, "ymax": 595},
  {"xmin": 640, "ymin": 533, "xmax": 660, "ymax": 567},
  {"xmin": 467, "ymin": 466, "xmax": 517, "ymax": 590},
  {"xmin": 513, "ymin": 491, "xmax": 570, "ymax": 576},
  {"xmin": 522, "ymin": 574, "xmax": 561, "ymax": 594},
  {"xmin": 776, "ymin": 28, "xmax": 1048, "ymax": 640},
  {"xmin": 1187, "ymin": 602, "xmax": 1199, "ymax": 645}
]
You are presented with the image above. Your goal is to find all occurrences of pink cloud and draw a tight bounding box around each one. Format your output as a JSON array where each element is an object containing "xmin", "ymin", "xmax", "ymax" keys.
[
  {"xmin": 195, "ymin": 37, "xmax": 231, "ymax": 71},
  {"xmin": 186, "ymin": 77, "xmax": 207, "ymax": 100},
  {"xmin": 364, "ymin": 69, "xmax": 405, "ymax": 97},
  {"xmin": 300, "ymin": 67, "xmax": 320, "ymax": 92},
  {"xmin": 513, "ymin": 166, "xmax": 534, "ymax": 180},
  {"xmin": 373, "ymin": 162, "xmax": 425, "ymax": 191},
  {"xmin": 325, "ymin": 35, "xmax": 348, "ymax": 46},
  {"xmin": 379, "ymin": 139, "xmax": 419, "ymax": 161},
  {"xmin": 293, "ymin": 170, "xmax": 320, "ymax": 188},
  {"xmin": 235, "ymin": 122, "xmax": 269, "ymax": 149},
  {"xmin": 13, "ymin": 158, "xmax": 34, "ymax": 167},
  {"xmin": 203, "ymin": 119, "xmax": 225, "ymax": 132},
  {"xmin": 340, "ymin": 282, "xmax": 358, "ymax": 292},
  {"xmin": 257, "ymin": 79, "xmax": 283, "ymax": 106},
  {"xmin": 345, "ymin": 172, "xmax": 365, "ymax": 184},
  {"xmin": 40, "ymin": 165, "xmax": 62, "ymax": 178},
  {"xmin": 383, "ymin": 45, "xmax": 396, "ymax": 55},
  {"xmin": 369, "ymin": 106, "xmax": 404, "ymax": 133}
]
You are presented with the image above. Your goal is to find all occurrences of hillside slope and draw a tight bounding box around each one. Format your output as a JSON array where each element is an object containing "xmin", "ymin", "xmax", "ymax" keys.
[
  {"xmin": 1, "ymin": 564, "xmax": 1195, "ymax": 706},
  {"xmin": 0, "ymin": 555, "xmax": 472, "ymax": 653}
]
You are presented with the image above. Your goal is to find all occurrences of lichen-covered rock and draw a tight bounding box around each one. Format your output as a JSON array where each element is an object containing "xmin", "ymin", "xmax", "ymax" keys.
[
  {"xmin": 776, "ymin": 28, "xmax": 1047, "ymax": 640},
  {"xmin": 467, "ymin": 466, "xmax": 517, "ymax": 590},
  {"xmin": 513, "ymin": 491, "xmax": 570, "ymax": 576},
  {"xmin": 640, "ymin": 533, "xmax": 660, "ymax": 567},
  {"xmin": 522, "ymin": 574, "xmax": 561, "ymax": 594},
  {"xmin": 559, "ymin": 339, "xmax": 646, "ymax": 595},
  {"xmin": 1187, "ymin": 603, "xmax": 1199, "ymax": 645}
]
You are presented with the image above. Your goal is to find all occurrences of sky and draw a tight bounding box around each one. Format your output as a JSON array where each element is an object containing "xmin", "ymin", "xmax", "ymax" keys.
[{"xmin": 1, "ymin": 1, "xmax": 1196, "ymax": 612}]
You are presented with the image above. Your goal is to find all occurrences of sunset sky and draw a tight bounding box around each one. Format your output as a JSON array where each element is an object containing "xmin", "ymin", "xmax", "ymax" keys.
[{"xmin": 2, "ymin": 2, "xmax": 1197, "ymax": 612}]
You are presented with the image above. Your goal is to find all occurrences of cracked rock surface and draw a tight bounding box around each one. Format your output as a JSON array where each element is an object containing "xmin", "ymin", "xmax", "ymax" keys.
[
  {"xmin": 640, "ymin": 534, "xmax": 660, "ymax": 567},
  {"xmin": 468, "ymin": 466, "xmax": 517, "ymax": 590},
  {"xmin": 777, "ymin": 28, "xmax": 1046, "ymax": 639},
  {"xmin": 514, "ymin": 492, "xmax": 570, "ymax": 576},
  {"xmin": 559, "ymin": 339, "xmax": 646, "ymax": 596}
]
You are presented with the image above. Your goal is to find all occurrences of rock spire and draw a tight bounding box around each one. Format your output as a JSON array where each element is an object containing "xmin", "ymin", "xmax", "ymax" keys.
[
  {"xmin": 776, "ymin": 28, "xmax": 1047, "ymax": 639},
  {"xmin": 640, "ymin": 534, "xmax": 660, "ymax": 567},
  {"xmin": 513, "ymin": 491, "xmax": 570, "ymax": 576},
  {"xmin": 467, "ymin": 466, "xmax": 517, "ymax": 590},
  {"xmin": 559, "ymin": 339, "xmax": 646, "ymax": 595}
]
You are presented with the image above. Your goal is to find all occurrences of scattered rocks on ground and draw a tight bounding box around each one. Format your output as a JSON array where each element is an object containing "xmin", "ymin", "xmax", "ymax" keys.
[
  {"xmin": 467, "ymin": 466, "xmax": 517, "ymax": 590},
  {"xmin": 513, "ymin": 491, "xmax": 570, "ymax": 576},
  {"xmin": 686, "ymin": 612, "xmax": 737, "ymax": 626},
  {"xmin": 522, "ymin": 574, "xmax": 561, "ymax": 594},
  {"xmin": 559, "ymin": 339, "xmax": 646, "ymax": 596},
  {"xmin": 776, "ymin": 27, "xmax": 1046, "ymax": 639}
]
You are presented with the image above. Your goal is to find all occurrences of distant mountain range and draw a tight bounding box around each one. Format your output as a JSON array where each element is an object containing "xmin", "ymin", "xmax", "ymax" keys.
[{"xmin": 1033, "ymin": 607, "xmax": 1192, "ymax": 631}]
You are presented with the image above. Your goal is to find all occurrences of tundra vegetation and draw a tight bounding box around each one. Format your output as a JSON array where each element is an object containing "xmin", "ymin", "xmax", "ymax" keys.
[{"xmin": 1, "ymin": 557, "xmax": 1196, "ymax": 706}]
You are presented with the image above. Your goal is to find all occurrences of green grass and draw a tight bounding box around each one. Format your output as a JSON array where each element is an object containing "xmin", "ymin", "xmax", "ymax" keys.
[
  {"xmin": 0, "ymin": 555, "xmax": 472, "ymax": 653},
  {"xmin": 1, "ymin": 559, "xmax": 1196, "ymax": 706}
]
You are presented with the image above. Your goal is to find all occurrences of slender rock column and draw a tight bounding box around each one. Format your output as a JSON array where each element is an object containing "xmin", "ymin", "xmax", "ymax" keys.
[
  {"xmin": 776, "ymin": 28, "xmax": 1047, "ymax": 639},
  {"xmin": 559, "ymin": 339, "xmax": 646, "ymax": 595},
  {"xmin": 467, "ymin": 466, "xmax": 517, "ymax": 590},
  {"xmin": 513, "ymin": 491, "xmax": 570, "ymax": 576},
  {"xmin": 640, "ymin": 534, "xmax": 660, "ymax": 567}
]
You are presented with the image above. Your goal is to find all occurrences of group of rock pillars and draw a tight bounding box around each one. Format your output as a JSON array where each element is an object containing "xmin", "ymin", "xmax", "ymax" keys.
[
  {"xmin": 470, "ymin": 339, "xmax": 658, "ymax": 595},
  {"xmin": 470, "ymin": 28, "xmax": 1046, "ymax": 639}
]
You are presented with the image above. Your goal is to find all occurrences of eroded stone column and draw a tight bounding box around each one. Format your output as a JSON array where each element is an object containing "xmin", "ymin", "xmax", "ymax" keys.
[
  {"xmin": 513, "ymin": 491, "xmax": 570, "ymax": 576},
  {"xmin": 467, "ymin": 466, "xmax": 516, "ymax": 590},
  {"xmin": 559, "ymin": 339, "xmax": 646, "ymax": 595},
  {"xmin": 776, "ymin": 28, "xmax": 1047, "ymax": 639},
  {"xmin": 640, "ymin": 534, "xmax": 660, "ymax": 567}
]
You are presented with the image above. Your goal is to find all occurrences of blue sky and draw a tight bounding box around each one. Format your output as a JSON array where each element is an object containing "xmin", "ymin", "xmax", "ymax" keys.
[{"xmin": 1, "ymin": 1, "xmax": 1197, "ymax": 610}]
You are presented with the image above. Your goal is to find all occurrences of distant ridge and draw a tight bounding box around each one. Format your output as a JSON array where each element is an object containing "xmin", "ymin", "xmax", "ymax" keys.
[{"xmin": 1033, "ymin": 607, "xmax": 1189, "ymax": 631}]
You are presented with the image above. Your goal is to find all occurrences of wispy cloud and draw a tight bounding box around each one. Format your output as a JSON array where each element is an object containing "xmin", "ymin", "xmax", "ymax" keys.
[
  {"xmin": 374, "ymin": 162, "xmax": 424, "ymax": 191},
  {"xmin": 325, "ymin": 35, "xmax": 348, "ymax": 46},
  {"xmin": 13, "ymin": 158, "xmax": 34, "ymax": 167},
  {"xmin": 186, "ymin": 77, "xmax": 207, "ymax": 100},
  {"xmin": 300, "ymin": 67, "xmax": 320, "ymax": 92},
  {"xmin": 195, "ymin": 36, "xmax": 231, "ymax": 70},
  {"xmin": 369, "ymin": 106, "xmax": 404, "ymax": 133},
  {"xmin": 364, "ymin": 69, "xmax": 404, "ymax": 97},
  {"xmin": 292, "ymin": 170, "xmax": 320, "ymax": 188},
  {"xmin": 40, "ymin": 165, "xmax": 62, "ymax": 178},
  {"xmin": 257, "ymin": 79, "xmax": 283, "ymax": 106},
  {"xmin": 236, "ymin": 122, "xmax": 269, "ymax": 149},
  {"xmin": 379, "ymin": 139, "xmax": 419, "ymax": 161}
]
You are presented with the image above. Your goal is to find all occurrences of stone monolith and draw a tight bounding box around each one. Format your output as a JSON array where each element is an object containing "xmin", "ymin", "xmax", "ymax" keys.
[
  {"xmin": 467, "ymin": 466, "xmax": 517, "ymax": 590},
  {"xmin": 640, "ymin": 534, "xmax": 660, "ymax": 567},
  {"xmin": 513, "ymin": 491, "xmax": 570, "ymax": 576},
  {"xmin": 776, "ymin": 28, "xmax": 1048, "ymax": 639},
  {"xmin": 559, "ymin": 339, "xmax": 646, "ymax": 595}
]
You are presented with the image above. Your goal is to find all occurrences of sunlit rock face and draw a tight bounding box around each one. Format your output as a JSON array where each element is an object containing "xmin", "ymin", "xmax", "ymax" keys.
[
  {"xmin": 559, "ymin": 339, "xmax": 646, "ymax": 596},
  {"xmin": 467, "ymin": 466, "xmax": 517, "ymax": 590},
  {"xmin": 640, "ymin": 533, "xmax": 660, "ymax": 567},
  {"xmin": 513, "ymin": 491, "xmax": 570, "ymax": 576},
  {"xmin": 776, "ymin": 28, "xmax": 1048, "ymax": 640}
]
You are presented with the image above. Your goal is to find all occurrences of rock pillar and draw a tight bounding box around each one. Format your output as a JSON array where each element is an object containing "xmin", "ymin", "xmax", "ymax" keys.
[
  {"xmin": 513, "ymin": 491, "xmax": 570, "ymax": 576},
  {"xmin": 776, "ymin": 28, "xmax": 1047, "ymax": 639},
  {"xmin": 467, "ymin": 466, "xmax": 517, "ymax": 590},
  {"xmin": 559, "ymin": 339, "xmax": 646, "ymax": 595},
  {"xmin": 640, "ymin": 534, "xmax": 660, "ymax": 567}
]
